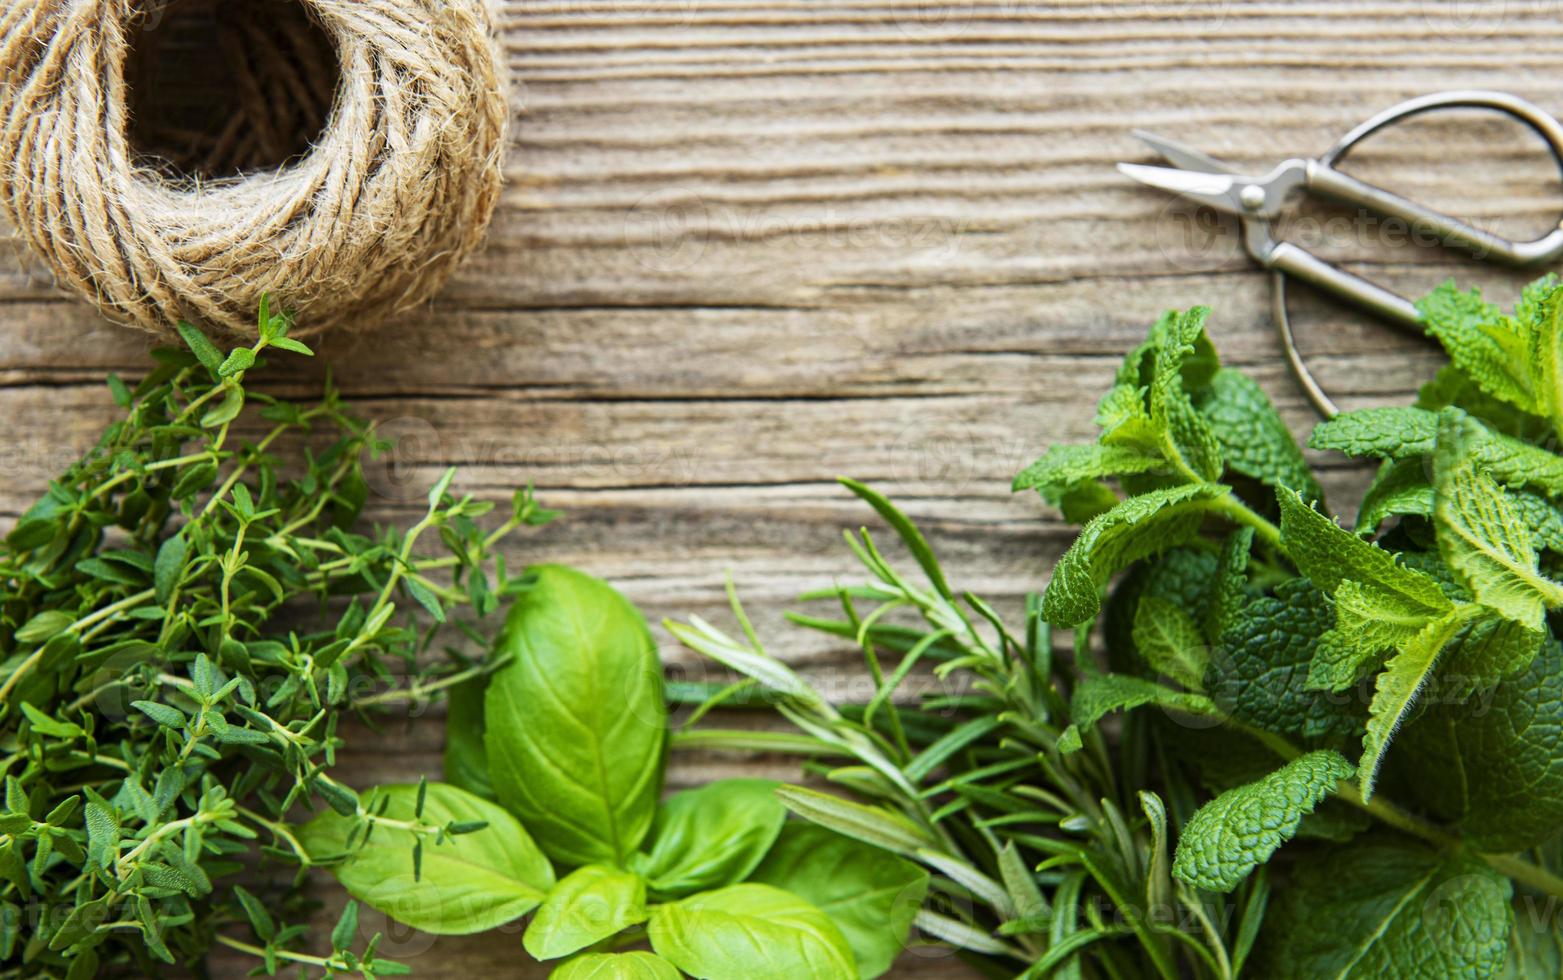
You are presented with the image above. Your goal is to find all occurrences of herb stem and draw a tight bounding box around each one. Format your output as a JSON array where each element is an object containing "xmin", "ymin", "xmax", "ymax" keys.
[
  {"xmin": 214, "ymin": 935, "xmax": 353, "ymax": 971},
  {"xmin": 1207, "ymin": 494, "xmax": 1282, "ymax": 549}
]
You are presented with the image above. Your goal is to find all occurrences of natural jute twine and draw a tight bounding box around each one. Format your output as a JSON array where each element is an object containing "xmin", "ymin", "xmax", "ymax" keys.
[{"xmin": 0, "ymin": 0, "xmax": 508, "ymax": 338}]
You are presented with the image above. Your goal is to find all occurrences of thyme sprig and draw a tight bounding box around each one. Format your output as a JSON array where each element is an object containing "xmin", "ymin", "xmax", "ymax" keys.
[{"xmin": 0, "ymin": 305, "xmax": 549, "ymax": 976}]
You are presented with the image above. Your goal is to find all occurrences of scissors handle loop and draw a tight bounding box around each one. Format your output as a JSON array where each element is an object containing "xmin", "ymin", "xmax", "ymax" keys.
[{"xmin": 1275, "ymin": 90, "xmax": 1563, "ymax": 418}]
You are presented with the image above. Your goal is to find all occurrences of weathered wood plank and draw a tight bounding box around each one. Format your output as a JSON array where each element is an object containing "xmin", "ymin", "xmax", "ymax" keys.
[{"xmin": 5, "ymin": 0, "xmax": 1563, "ymax": 974}]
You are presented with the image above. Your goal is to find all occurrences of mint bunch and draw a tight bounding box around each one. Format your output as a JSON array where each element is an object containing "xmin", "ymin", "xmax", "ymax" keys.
[{"xmin": 1022, "ymin": 278, "xmax": 1563, "ymax": 977}]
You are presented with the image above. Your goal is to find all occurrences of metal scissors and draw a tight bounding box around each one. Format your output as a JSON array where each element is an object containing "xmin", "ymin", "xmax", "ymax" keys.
[{"xmin": 1119, "ymin": 90, "xmax": 1563, "ymax": 417}]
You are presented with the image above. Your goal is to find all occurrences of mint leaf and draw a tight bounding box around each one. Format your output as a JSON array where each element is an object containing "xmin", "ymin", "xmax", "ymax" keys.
[
  {"xmin": 1148, "ymin": 307, "xmax": 1222, "ymax": 481},
  {"xmin": 1307, "ymin": 579, "xmax": 1431, "ymax": 692},
  {"xmin": 1355, "ymin": 458, "xmax": 1434, "ymax": 534},
  {"xmin": 1309, "ymin": 407, "xmax": 1439, "ymax": 459},
  {"xmin": 1013, "ymin": 444, "xmax": 1164, "ymax": 494},
  {"xmin": 1434, "ymin": 410, "xmax": 1563, "ymax": 629},
  {"xmin": 1396, "ymin": 636, "xmax": 1563, "ymax": 852},
  {"xmin": 1208, "ymin": 578, "xmax": 1367, "ymax": 741},
  {"xmin": 1131, "ymin": 596, "xmax": 1206, "ymax": 690},
  {"xmin": 1172, "ymin": 750, "xmax": 1354, "ymax": 892},
  {"xmin": 1050, "ymin": 479, "xmax": 1119, "ymax": 524},
  {"xmin": 1419, "ymin": 280, "xmax": 1535, "ymax": 414},
  {"xmin": 1359, "ymin": 606, "xmax": 1477, "ymax": 798},
  {"xmin": 1277, "ymin": 489, "xmax": 1450, "ymax": 612},
  {"xmin": 1196, "ymin": 368, "xmax": 1321, "ymax": 500},
  {"xmin": 1042, "ymin": 482, "xmax": 1229, "ymax": 626},
  {"xmin": 1257, "ymin": 834, "xmax": 1512, "ymax": 980},
  {"xmin": 1069, "ymin": 673, "xmax": 1218, "ymax": 731}
]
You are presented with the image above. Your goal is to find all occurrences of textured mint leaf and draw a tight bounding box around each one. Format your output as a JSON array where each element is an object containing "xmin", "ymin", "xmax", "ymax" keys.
[
  {"xmin": 1149, "ymin": 307, "xmax": 1222, "ymax": 481},
  {"xmin": 1050, "ymin": 479, "xmax": 1120, "ymax": 525},
  {"xmin": 1359, "ymin": 607, "xmax": 1476, "ymax": 798},
  {"xmin": 1312, "ymin": 407, "xmax": 1563, "ymax": 497},
  {"xmin": 1257, "ymin": 834, "xmax": 1512, "ymax": 980},
  {"xmin": 1042, "ymin": 482, "xmax": 1228, "ymax": 627},
  {"xmin": 1207, "ymin": 578, "xmax": 1367, "ymax": 741},
  {"xmin": 1013, "ymin": 443, "xmax": 1165, "ymax": 494},
  {"xmin": 1070, "ymin": 674, "xmax": 1217, "ymax": 731},
  {"xmin": 1419, "ymin": 280, "xmax": 1534, "ymax": 413},
  {"xmin": 1434, "ymin": 609, "xmax": 1544, "ymax": 698},
  {"xmin": 1095, "ymin": 383, "xmax": 1164, "ymax": 455},
  {"xmin": 1278, "ymin": 489, "xmax": 1450, "ymax": 611},
  {"xmin": 1355, "ymin": 458, "xmax": 1434, "ymax": 535},
  {"xmin": 1131, "ymin": 596, "xmax": 1207, "ymax": 690},
  {"xmin": 1306, "ymin": 579, "xmax": 1429, "ymax": 693},
  {"xmin": 1205, "ymin": 527, "xmax": 1254, "ymax": 643},
  {"xmin": 1309, "ymin": 407, "xmax": 1439, "ymax": 459},
  {"xmin": 1196, "ymin": 369, "xmax": 1321, "ymax": 500},
  {"xmin": 1395, "ymin": 636, "xmax": 1563, "ymax": 852},
  {"xmin": 1416, "ymin": 362, "xmax": 1553, "ymax": 442},
  {"xmin": 1104, "ymin": 546, "xmax": 1219, "ymax": 670},
  {"xmin": 1434, "ymin": 411, "xmax": 1563, "ymax": 630},
  {"xmin": 1171, "ymin": 750, "xmax": 1353, "ymax": 892}
]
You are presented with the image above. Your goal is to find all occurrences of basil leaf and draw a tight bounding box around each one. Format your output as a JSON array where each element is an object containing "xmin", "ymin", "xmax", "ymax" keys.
[
  {"xmin": 443, "ymin": 674, "xmax": 493, "ymax": 801},
  {"xmin": 749, "ymin": 823, "xmax": 929, "ymax": 979},
  {"xmin": 524, "ymin": 865, "xmax": 647, "ymax": 961},
  {"xmin": 485, "ymin": 566, "xmax": 665, "ymax": 867},
  {"xmin": 632, "ymin": 778, "xmax": 784, "ymax": 899},
  {"xmin": 550, "ymin": 952, "xmax": 682, "ymax": 979},
  {"xmin": 298, "ymin": 782, "xmax": 554, "ymax": 935},
  {"xmin": 648, "ymin": 883, "xmax": 855, "ymax": 979}
]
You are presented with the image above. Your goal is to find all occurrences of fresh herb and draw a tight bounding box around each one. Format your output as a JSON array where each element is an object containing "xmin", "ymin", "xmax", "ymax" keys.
[
  {"xmin": 0, "ymin": 306, "xmax": 546, "ymax": 976},
  {"xmin": 667, "ymin": 277, "xmax": 1563, "ymax": 978},
  {"xmin": 307, "ymin": 565, "xmax": 925, "ymax": 978},
  {"xmin": 669, "ymin": 481, "xmax": 1250, "ymax": 978},
  {"xmin": 1022, "ymin": 278, "xmax": 1563, "ymax": 976}
]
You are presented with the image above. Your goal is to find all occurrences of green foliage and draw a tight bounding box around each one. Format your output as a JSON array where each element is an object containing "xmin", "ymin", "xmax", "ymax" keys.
[
  {"xmin": 300, "ymin": 782, "xmax": 554, "ymax": 935},
  {"xmin": 1394, "ymin": 638, "xmax": 1563, "ymax": 852},
  {"xmin": 631, "ymin": 779, "xmax": 786, "ymax": 899},
  {"xmin": 1206, "ymin": 577, "xmax": 1367, "ymax": 741},
  {"xmin": 1131, "ymin": 595, "xmax": 1207, "ymax": 690},
  {"xmin": 484, "ymin": 565, "xmax": 666, "ymax": 867},
  {"xmin": 1003, "ymin": 285, "xmax": 1563, "ymax": 975},
  {"xmin": 0, "ymin": 310, "xmax": 542, "ymax": 976},
  {"xmin": 524, "ymin": 865, "xmax": 648, "ymax": 960},
  {"xmin": 1194, "ymin": 368, "xmax": 1322, "ymax": 501},
  {"xmin": 670, "ymin": 478, "xmax": 1253, "ymax": 978},
  {"xmin": 320, "ymin": 565, "xmax": 921, "ymax": 978},
  {"xmin": 646, "ymin": 884, "xmax": 856, "ymax": 979},
  {"xmin": 1257, "ymin": 835, "xmax": 1513, "ymax": 979},
  {"xmin": 748, "ymin": 823, "xmax": 928, "ymax": 980},
  {"xmin": 1172, "ymin": 751, "xmax": 1354, "ymax": 892}
]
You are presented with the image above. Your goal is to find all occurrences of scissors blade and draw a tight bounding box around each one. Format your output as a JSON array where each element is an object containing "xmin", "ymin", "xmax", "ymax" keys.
[
  {"xmin": 1131, "ymin": 129, "xmax": 1237, "ymax": 175},
  {"xmin": 1116, "ymin": 162, "xmax": 1249, "ymax": 217}
]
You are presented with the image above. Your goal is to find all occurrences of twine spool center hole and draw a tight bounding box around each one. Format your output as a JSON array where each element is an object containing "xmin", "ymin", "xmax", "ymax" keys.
[{"xmin": 125, "ymin": 0, "xmax": 341, "ymax": 181}]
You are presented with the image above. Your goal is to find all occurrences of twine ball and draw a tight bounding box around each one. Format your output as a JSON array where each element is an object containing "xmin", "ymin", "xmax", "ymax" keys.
[{"xmin": 0, "ymin": 0, "xmax": 508, "ymax": 339}]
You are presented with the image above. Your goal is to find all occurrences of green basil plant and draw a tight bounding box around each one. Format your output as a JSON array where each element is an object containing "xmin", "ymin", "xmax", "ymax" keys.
[{"xmin": 299, "ymin": 565, "xmax": 927, "ymax": 978}]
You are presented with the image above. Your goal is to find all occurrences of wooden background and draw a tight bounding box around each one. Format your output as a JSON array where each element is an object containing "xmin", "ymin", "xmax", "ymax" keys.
[{"xmin": 6, "ymin": 0, "xmax": 1563, "ymax": 975}]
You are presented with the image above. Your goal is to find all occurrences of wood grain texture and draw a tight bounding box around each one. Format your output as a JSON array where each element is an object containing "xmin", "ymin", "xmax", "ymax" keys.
[{"xmin": 7, "ymin": 0, "xmax": 1563, "ymax": 975}]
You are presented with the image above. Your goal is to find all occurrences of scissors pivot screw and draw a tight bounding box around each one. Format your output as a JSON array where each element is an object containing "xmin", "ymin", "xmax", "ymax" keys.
[{"xmin": 1238, "ymin": 185, "xmax": 1266, "ymax": 210}]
